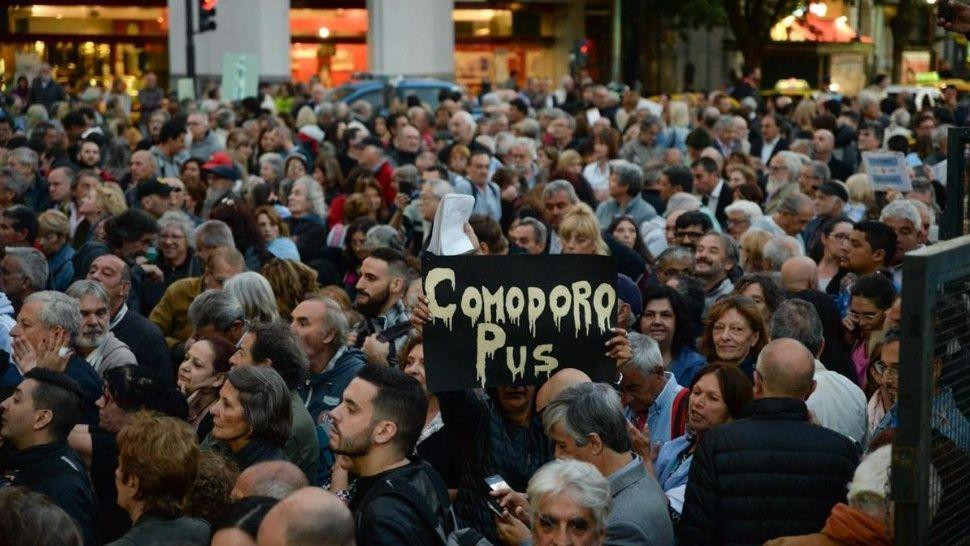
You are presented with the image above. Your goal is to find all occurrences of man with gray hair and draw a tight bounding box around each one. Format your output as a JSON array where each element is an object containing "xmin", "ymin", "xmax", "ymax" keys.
[
  {"xmin": 595, "ymin": 160, "xmax": 657, "ymax": 227},
  {"xmin": 193, "ymin": 219, "xmax": 236, "ymax": 263},
  {"xmin": 0, "ymin": 167, "xmax": 32, "ymax": 211},
  {"xmin": 2, "ymin": 247, "xmax": 48, "ymax": 313},
  {"xmin": 879, "ymin": 199, "xmax": 924, "ymax": 285},
  {"xmin": 9, "ymin": 291, "xmax": 102, "ymax": 424},
  {"xmin": 542, "ymin": 180, "xmax": 578, "ymax": 254},
  {"xmin": 765, "ymin": 150, "xmax": 803, "ymax": 214},
  {"xmin": 619, "ymin": 115, "xmax": 666, "ymax": 166},
  {"xmin": 66, "ymin": 280, "xmax": 136, "ymax": 375},
  {"xmin": 187, "ymin": 288, "xmax": 246, "ymax": 346},
  {"xmin": 621, "ymin": 333, "xmax": 687, "ymax": 446},
  {"xmin": 769, "ymin": 299, "xmax": 867, "ymax": 445},
  {"xmin": 509, "ymin": 217, "xmax": 547, "ymax": 255},
  {"xmin": 752, "ymin": 192, "xmax": 815, "ymax": 251},
  {"xmin": 542, "ymin": 382, "xmax": 675, "ymax": 545},
  {"xmin": 231, "ymin": 460, "xmax": 309, "ymax": 501},
  {"xmin": 762, "ymin": 235, "xmax": 805, "ymax": 272},
  {"xmin": 291, "ymin": 297, "xmax": 366, "ymax": 485},
  {"xmin": 257, "ymin": 487, "xmax": 354, "ymax": 546},
  {"xmin": 799, "ymin": 160, "xmax": 831, "ymax": 196},
  {"xmin": 523, "ymin": 460, "xmax": 613, "ymax": 546}
]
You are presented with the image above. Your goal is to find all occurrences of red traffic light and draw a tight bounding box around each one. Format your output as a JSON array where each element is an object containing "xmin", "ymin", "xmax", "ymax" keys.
[{"xmin": 202, "ymin": 0, "xmax": 218, "ymax": 10}]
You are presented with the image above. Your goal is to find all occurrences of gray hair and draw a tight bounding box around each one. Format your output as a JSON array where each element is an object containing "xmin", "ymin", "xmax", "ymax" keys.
[
  {"xmin": 527, "ymin": 459, "xmax": 612, "ymax": 534},
  {"xmin": 451, "ymin": 110, "xmax": 477, "ymax": 135},
  {"xmin": 542, "ymin": 382, "xmax": 630, "ymax": 453},
  {"xmin": 23, "ymin": 291, "xmax": 81, "ymax": 344},
  {"xmin": 714, "ymin": 115, "xmax": 735, "ymax": 134},
  {"xmin": 226, "ymin": 366, "xmax": 292, "ymax": 447},
  {"xmin": 879, "ymin": 199, "xmax": 922, "ymax": 231},
  {"xmin": 188, "ymin": 289, "xmax": 245, "ymax": 332},
  {"xmin": 259, "ymin": 153, "xmax": 285, "ymax": 180},
  {"xmin": 193, "ymin": 220, "xmax": 235, "ymax": 249},
  {"xmin": 158, "ymin": 210, "xmax": 197, "ymax": 249},
  {"xmin": 932, "ymin": 125, "xmax": 950, "ymax": 147},
  {"xmin": 0, "ymin": 167, "xmax": 31, "ymax": 197},
  {"xmin": 769, "ymin": 299, "xmax": 823, "ymax": 356},
  {"xmin": 777, "ymin": 192, "xmax": 813, "ymax": 215},
  {"xmin": 762, "ymin": 236, "xmax": 804, "ymax": 271},
  {"xmin": 393, "ymin": 164, "xmax": 420, "ymax": 190},
  {"xmin": 516, "ymin": 217, "xmax": 548, "ymax": 246},
  {"xmin": 494, "ymin": 132, "xmax": 517, "ymax": 157},
  {"xmin": 423, "ymin": 179, "xmax": 454, "ymax": 200},
  {"xmin": 313, "ymin": 297, "xmax": 349, "ymax": 349},
  {"xmin": 857, "ymin": 90, "xmax": 879, "ymax": 109},
  {"xmin": 293, "ymin": 176, "xmax": 328, "ymax": 218},
  {"xmin": 6, "ymin": 247, "xmax": 49, "ymax": 290},
  {"xmin": 640, "ymin": 114, "xmax": 663, "ymax": 130},
  {"xmin": 724, "ymin": 200, "xmax": 763, "ymax": 223},
  {"xmin": 224, "ymin": 272, "xmax": 279, "ymax": 324},
  {"xmin": 609, "ymin": 160, "xmax": 644, "ymax": 195},
  {"xmin": 806, "ymin": 160, "xmax": 831, "ymax": 184},
  {"xmin": 11, "ymin": 147, "xmax": 39, "ymax": 171},
  {"xmin": 656, "ymin": 245, "xmax": 694, "ymax": 267},
  {"xmin": 666, "ymin": 192, "xmax": 701, "ymax": 215},
  {"xmin": 626, "ymin": 332, "xmax": 664, "ymax": 376},
  {"xmin": 773, "ymin": 151, "xmax": 803, "ymax": 184},
  {"xmin": 542, "ymin": 179, "xmax": 578, "ymax": 204},
  {"xmin": 65, "ymin": 279, "xmax": 110, "ymax": 308},
  {"xmin": 215, "ymin": 108, "xmax": 235, "ymax": 130},
  {"xmin": 702, "ymin": 230, "xmax": 740, "ymax": 266}
]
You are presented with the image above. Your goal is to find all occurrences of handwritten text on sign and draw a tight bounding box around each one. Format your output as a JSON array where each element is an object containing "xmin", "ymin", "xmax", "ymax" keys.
[{"xmin": 422, "ymin": 255, "xmax": 617, "ymax": 391}]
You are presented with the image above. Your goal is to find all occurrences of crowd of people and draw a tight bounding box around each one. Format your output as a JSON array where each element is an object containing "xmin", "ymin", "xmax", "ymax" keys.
[{"xmin": 0, "ymin": 48, "xmax": 967, "ymax": 546}]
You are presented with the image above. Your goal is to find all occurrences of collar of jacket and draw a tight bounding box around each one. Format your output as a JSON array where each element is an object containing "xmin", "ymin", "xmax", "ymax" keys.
[
  {"xmin": 6, "ymin": 440, "xmax": 71, "ymax": 469},
  {"xmin": 230, "ymin": 436, "xmax": 282, "ymax": 469},
  {"xmin": 739, "ymin": 397, "xmax": 810, "ymax": 421},
  {"xmin": 609, "ymin": 454, "xmax": 647, "ymax": 497}
]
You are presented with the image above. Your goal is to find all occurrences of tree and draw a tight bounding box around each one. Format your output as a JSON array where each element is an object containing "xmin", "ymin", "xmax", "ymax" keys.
[
  {"xmin": 887, "ymin": 0, "xmax": 918, "ymax": 82},
  {"xmin": 722, "ymin": 0, "xmax": 803, "ymax": 70}
]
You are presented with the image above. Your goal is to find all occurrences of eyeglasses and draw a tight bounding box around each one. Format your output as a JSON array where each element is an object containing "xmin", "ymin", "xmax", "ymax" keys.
[
  {"xmin": 871, "ymin": 360, "xmax": 898, "ymax": 378},
  {"xmin": 848, "ymin": 309, "xmax": 884, "ymax": 321}
]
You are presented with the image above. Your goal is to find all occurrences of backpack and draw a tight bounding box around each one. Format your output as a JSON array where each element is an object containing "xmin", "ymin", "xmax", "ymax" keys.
[{"xmin": 357, "ymin": 477, "xmax": 492, "ymax": 546}]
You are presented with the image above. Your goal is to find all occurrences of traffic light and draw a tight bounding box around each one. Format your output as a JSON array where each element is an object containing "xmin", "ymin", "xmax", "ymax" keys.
[
  {"xmin": 199, "ymin": 0, "xmax": 217, "ymax": 33},
  {"xmin": 571, "ymin": 38, "xmax": 592, "ymax": 70}
]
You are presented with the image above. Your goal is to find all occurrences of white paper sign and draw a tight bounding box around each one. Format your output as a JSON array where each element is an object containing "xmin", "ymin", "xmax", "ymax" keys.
[
  {"xmin": 428, "ymin": 194, "xmax": 475, "ymax": 256},
  {"xmin": 862, "ymin": 151, "xmax": 912, "ymax": 192}
]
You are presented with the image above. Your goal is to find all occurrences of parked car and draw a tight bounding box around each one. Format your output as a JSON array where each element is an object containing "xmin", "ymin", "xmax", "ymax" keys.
[{"xmin": 326, "ymin": 75, "xmax": 461, "ymax": 114}]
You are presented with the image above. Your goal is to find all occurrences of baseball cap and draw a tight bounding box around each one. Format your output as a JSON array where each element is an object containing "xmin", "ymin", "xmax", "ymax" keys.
[
  {"xmin": 136, "ymin": 178, "xmax": 173, "ymax": 200},
  {"xmin": 817, "ymin": 181, "xmax": 849, "ymax": 203},
  {"xmin": 208, "ymin": 165, "xmax": 240, "ymax": 181},
  {"xmin": 202, "ymin": 151, "xmax": 233, "ymax": 170}
]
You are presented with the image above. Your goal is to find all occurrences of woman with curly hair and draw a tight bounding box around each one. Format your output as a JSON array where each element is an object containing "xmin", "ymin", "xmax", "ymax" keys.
[
  {"xmin": 209, "ymin": 198, "xmax": 273, "ymax": 270},
  {"xmin": 260, "ymin": 259, "xmax": 319, "ymax": 321}
]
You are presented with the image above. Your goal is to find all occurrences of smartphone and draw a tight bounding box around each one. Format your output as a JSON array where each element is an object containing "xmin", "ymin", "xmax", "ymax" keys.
[
  {"xmin": 484, "ymin": 474, "xmax": 509, "ymax": 516},
  {"xmin": 940, "ymin": 0, "xmax": 955, "ymax": 24}
]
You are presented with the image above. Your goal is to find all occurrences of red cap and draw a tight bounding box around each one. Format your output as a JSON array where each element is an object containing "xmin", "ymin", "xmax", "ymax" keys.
[{"xmin": 202, "ymin": 151, "xmax": 233, "ymax": 170}]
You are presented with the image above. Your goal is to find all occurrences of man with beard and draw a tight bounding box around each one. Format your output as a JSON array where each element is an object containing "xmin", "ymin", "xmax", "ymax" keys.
[
  {"xmin": 330, "ymin": 364, "xmax": 454, "ymax": 545},
  {"xmin": 201, "ymin": 165, "xmax": 240, "ymax": 218},
  {"xmin": 65, "ymin": 280, "xmax": 135, "ymax": 375},
  {"xmin": 764, "ymin": 151, "xmax": 803, "ymax": 214},
  {"xmin": 694, "ymin": 232, "xmax": 738, "ymax": 314},
  {"xmin": 353, "ymin": 248, "xmax": 411, "ymax": 366}
]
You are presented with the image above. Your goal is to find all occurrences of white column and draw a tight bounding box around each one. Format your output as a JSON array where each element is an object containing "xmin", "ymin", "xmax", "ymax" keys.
[
  {"xmin": 366, "ymin": 0, "xmax": 454, "ymax": 80},
  {"xmin": 168, "ymin": 0, "xmax": 291, "ymax": 82}
]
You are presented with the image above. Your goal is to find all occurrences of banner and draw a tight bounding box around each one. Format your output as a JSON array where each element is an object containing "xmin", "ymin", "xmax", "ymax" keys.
[
  {"xmin": 422, "ymin": 255, "xmax": 617, "ymax": 391},
  {"xmin": 862, "ymin": 151, "xmax": 912, "ymax": 192}
]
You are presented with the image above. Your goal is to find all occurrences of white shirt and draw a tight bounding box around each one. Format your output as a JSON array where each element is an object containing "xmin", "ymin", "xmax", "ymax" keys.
[
  {"xmin": 807, "ymin": 359, "xmax": 868, "ymax": 446},
  {"xmin": 582, "ymin": 161, "xmax": 610, "ymax": 201},
  {"xmin": 760, "ymin": 136, "xmax": 781, "ymax": 166}
]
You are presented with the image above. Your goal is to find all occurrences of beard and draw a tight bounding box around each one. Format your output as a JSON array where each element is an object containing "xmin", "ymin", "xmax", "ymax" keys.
[
  {"xmin": 77, "ymin": 329, "xmax": 106, "ymax": 349},
  {"xmin": 331, "ymin": 425, "xmax": 375, "ymax": 457},
  {"xmin": 355, "ymin": 285, "xmax": 391, "ymax": 318},
  {"xmin": 765, "ymin": 177, "xmax": 789, "ymax": 199}
]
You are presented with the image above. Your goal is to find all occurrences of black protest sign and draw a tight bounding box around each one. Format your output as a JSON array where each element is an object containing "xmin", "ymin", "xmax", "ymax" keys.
[{"xmin": 422, "ymin": 254, "xmax": 617, "ymax": 392}]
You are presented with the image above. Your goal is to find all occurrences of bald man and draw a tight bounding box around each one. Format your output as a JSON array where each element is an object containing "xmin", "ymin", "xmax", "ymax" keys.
[
  {"xmin": 257, "ymin": 488, "xmax": 354, "ymax": 546},
  {"xmin": 780, "ymin": 256, "xmax": 819, "ymax": 293},
  {"xmin": 535, "ymin": 367, "xmax": 591, "ymax": 413},
  {"xmin": 811, "ymin": 129, "xmax": 852, "ymax": 182},
  {"xmin": 680, "ymin": 337, "xmax": 860, "ymax": 546},
  {"xmin": 232, "ymin": 461, "xmax": 309, "ymax": 501}
]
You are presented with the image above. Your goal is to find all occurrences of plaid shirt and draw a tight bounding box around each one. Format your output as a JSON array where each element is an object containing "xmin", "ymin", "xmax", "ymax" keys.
[{"xmin": 355, "ymin": 299, "xmax": 411, "ymax": 360}]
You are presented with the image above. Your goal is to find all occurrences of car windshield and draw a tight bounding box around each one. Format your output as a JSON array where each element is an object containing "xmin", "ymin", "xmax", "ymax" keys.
[{"xmin": 325, "ymin": 85, "xmax": 357, "ymax": 102}]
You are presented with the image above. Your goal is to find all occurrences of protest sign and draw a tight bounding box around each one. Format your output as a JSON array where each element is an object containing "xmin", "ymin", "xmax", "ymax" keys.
[
  {"xmin": 862, "ymin": 151, "xmax": 913, "ymax": 192},
  {"xmin": 221, "ymin": 53, "xmax": 260, "ymax": 102},
  {"xmin": 422, "ymin": 254, "xmax": 617, "ymax": 392}
]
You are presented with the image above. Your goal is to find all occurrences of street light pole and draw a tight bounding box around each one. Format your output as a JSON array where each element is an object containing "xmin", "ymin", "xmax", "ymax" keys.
[{"xmin": 184, "ymin": 0, "xmax": 196, "ymax": 96}]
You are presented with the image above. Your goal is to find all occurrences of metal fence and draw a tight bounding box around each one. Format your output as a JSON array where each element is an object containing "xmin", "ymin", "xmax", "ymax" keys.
[
  {"xmin": 893, "ymin": 234, "xmax": 970, "ymax": 545},
  {"xmin": 941, "ymin": 127, "xmax": 970, "ymax": 240}
]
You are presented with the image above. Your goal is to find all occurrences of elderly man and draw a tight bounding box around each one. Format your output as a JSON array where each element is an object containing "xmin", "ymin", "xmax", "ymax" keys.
[
  {"xmin": 65, "ymin": 280, "xmax": 136, "ymax": 375},
  {"xmin": 292, "ymin": 297, "xmax": 366, "ymax": 485},
  {"xmin": 542, "ymin": 382, "xmax": 675, "ymax": 545},
  {"xmin": 186, "ymin": 289, "xmax": 246, "ymax": 346},
  {"xmin": 542, "ymin": 180, "xmax": 578, "ymax": 254},
  {"xmin": 812, "ymin": 129, "xmax": 853, "ymax": 182},
  {"xmin": 764, "ymin": 151, "xmax": 803, "ymax": 214},
  {"xmin": 231, "ymin": 460, "xmax": 309, "ymax": 501},
  {"xmin": 804, "ymin": 181, "xmax": 850, "ymax": 251},
  {"xmin": 86, "ymin": 254, "xmax": 172, "ymax": 382},
  {"xmin": 763, "ymin": 235, "xmax": 805, "ymax": 272},
  {"xmin": 1, "ymin": 247, "xmax": 48, "ymax": 314},
  {"xmin": 619, "ymin": 115, "xmax": 666, "ymax": 166},
  {"xmin": 356, "ymin": 136, "xmax": 396, "ymax": 204},
  {"xmin": 8, "ymin": 291, "xmax": 102, "ymax": 425},
  {"xmin": 509, "ymin": 217, "xmax": 547, "ymax": 255},
  {"xmin": 694, "ymin": 232, "xmax": 738, "ymax": 313},
  {"xmin": 186, "ymin": 113, "xmax": 223, "ymax": 161},
  {"xmin": 879, "ymin": 199, "xmax": 924, "ymax": 285},
  {"xmin": 466, "ymin": 150, "xmax": 502, "ymax": 222},
  {"xmin": 752, "ymin": 192, "xmax": 815, "ymax": 251},
  {"xmin": 680, "ymin": 339, "xmax": 859, "ymax": 546},
  {"xmin": 390, "ymin": 124, "xmax": 422, "ymax": 166},
  {"xmin": 723, "ymin": 200, "xmax": 762, "ymax": 240},
  {"xmin": 229, "ymin": 319, "xmax": 320, "ymax": 483},
  {"xmin": 257, "ymin": 487, "xmax": 354, "ymax": 546},
  {"xmin": 127, "ymin": 150, "xmax": 158, "ymax": 200},
  {"xmin": 780, "ymin": 256, "xmax": 819, "ymax": 294},
  {"xmin": 770, "ymin": 300, "xmax": 868, "ymax": 446},
  {"xmin": 150, "ymin": 246, "xmax": 245, "ymax": 349},
  {"xmin": 0, "ymin": 167, "xmax": 32, "ymax": 212},
  {"xmin": 595, "ymin": 160, "xmax": 657, "ymax": 227},
  {"xmin": 621, "ymin": 333, "xmax": 687, "ymax": 446}
]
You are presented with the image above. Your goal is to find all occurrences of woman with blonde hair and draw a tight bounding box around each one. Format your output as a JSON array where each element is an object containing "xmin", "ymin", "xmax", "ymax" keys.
[
  {"xmin": 559, "ymin": 203, "xmax": 609, "ymax": 256},
  {"xmin": 73, "ymin": 183, "xmax": 127, "ymax": 248},
  {"xmin": 844, "ymin": 173, "xmax": 872, "ymax": 222},
  {"xmin": 792, "ymin": 99, "xmax": 817, "ymax": 138},
  {"xmin": 738, "ymin": 228, "xmax": 773, "ymax": 273}
]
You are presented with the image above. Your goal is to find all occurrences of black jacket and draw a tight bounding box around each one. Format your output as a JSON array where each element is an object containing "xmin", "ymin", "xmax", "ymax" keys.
[
  {"xmin": 2, "ymin": 441, "xmax": 98, "ymax": 546},
  {"xmin": 111, "ymin": 307, "xmax": 175, "ymax": 386},
  {"xmin": 680, "ymin": 397, "xmax": 859, "ymax": 546},
  {"xmin": 350, "ymin": 458, "xmax": 452, "ymax": 546}
]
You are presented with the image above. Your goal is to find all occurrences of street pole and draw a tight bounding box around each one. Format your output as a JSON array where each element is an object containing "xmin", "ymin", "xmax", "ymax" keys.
[{"xmin": 184, "ymin": 0, "xmax": 196, "ymax": 97}]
